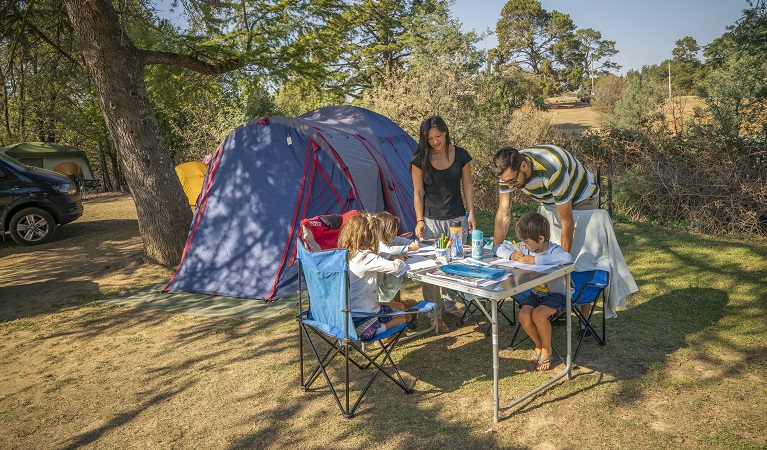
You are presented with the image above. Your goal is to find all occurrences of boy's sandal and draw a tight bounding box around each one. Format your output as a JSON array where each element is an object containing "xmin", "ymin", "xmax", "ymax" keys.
[{"xmin": 536, "ymin": 355, "xmax": 553, "ymax": 372}]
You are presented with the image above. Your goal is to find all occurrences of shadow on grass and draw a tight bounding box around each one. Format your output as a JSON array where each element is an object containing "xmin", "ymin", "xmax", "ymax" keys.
[
  {"xmin": 228, "ymin": 325, "xmax": 499, "ymax": 449},
  {"xmin": 60, "ymin": 381, "xmax": 195, "ymax": 450},
  {"xmin": 393, "ymin": 285, "xmax": 729, "ymax": 421},
  {"xmin": 580, "ymin": 287, "xmax": 729, "ymax": 403},
  {"xmin": 0, "ymin": 279, "xmax": 102, "ymax": 321}
]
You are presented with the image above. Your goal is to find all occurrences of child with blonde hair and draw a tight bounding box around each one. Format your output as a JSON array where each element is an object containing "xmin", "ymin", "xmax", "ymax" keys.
[
  {"xmin": 337, "ymin": 213, "xmax": 415, "ymax": 340},
  {"xmin": 375, "ymin": 211, "xmax": 419, "ymax": 304}
]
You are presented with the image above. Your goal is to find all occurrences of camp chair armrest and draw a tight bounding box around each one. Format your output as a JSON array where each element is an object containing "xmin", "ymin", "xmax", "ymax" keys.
[{"xmin": 365, "ymin": 301, "xmax": 435, "ymax": 317}]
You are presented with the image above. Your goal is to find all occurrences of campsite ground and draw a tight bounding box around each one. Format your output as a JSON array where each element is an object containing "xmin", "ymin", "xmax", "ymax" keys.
[{"xmin": 2, "ymin": 191, "xmax": 766, "ymax": 449}]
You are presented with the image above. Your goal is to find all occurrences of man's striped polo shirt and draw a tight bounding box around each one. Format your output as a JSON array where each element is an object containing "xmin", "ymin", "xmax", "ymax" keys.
[{"xmin": 498, "ymin": 145, "xmax": 598, "ymax": 206}]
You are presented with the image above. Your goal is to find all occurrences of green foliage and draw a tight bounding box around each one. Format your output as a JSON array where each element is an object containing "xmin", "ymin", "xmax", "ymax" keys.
[
  {"xmin": 359, "ymin": 10, "xmax": 486, "ymax": 136},
  {"xmin": 359, "ymin": 11, "xmax": 552, "ymax": 212},
  {"xmin": 493, "ymin": 0, "xmax": 575, "ymax": 75},
  {"xmin": 591, "ymin": 74, "xmax": 625, "ymax": 115},
  {"xmin": 667, "ymin": 36, "xmax": 705, "ymax": 95},
  {"xmin": 146, "ymin": 65, "xmax": 275, "ymax": 163},
  {"xmin": 672, "ymin": 36, "xmax": 701, "ymax": 64},
  {"xmin": 492, "ymin": 0, "xmax": 617, "ymax": 93},
  {"xmin": 606, "ymin": 70, "xmax": 665, "ymax": 130},
  {"xmin": 0, "ymin": 0, "xmax": 117, "ymax": 183},
  {"xmin": 337, "ymin": 0, "xmax": 450, "ymax": 96},
  {"xmin": 557, "ymin": 28, "xmax": 619, "ymax": 92},
  {"xmin": 691, "ymin": 53, "xmax": 767, "ymax": 147}
]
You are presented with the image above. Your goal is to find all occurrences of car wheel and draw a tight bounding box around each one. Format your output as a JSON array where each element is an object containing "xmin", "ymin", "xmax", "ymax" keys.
[{"xmin": 9, "ymin": 207, "xmax": 57, "ymax": 246}]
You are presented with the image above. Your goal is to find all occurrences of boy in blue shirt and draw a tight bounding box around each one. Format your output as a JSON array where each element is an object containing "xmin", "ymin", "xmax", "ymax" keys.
[{"xmin": 496, "ymin": 212, "xmax": 573, "ymax": 371}]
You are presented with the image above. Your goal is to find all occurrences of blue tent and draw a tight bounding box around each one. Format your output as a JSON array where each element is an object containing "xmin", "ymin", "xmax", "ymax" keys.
[{"xmin": 165, "ymin": 106, "xmax": 417, "ymax": 300}]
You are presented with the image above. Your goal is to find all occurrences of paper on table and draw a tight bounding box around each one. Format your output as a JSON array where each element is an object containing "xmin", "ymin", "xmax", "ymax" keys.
[
  {"xmin": 489, "ymin": 258, "xmax": 559, "ymax": 272},
  {"xmin": 403, "ymin": 253, "xmax": 438, "ymax": 271},
  {"xmin": 410, "ymin": 244, "xmax": 435, "ymax": 256}
]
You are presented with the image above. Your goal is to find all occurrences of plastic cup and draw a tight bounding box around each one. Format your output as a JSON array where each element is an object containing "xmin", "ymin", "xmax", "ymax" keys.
[{"xmin": 435, "ymin": 247, "xmax": 451, "ymax": 264}]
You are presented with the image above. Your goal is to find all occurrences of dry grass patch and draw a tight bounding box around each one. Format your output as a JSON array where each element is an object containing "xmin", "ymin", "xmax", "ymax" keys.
[{"xmin": 1, "ymin": 193, "xmax": 766, "ymax": 449}]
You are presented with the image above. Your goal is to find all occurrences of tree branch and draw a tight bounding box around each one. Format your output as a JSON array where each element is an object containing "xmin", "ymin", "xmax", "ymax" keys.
[{"xmin": 140, "ymin": 50, "xmax": 243, "ymax": 75}]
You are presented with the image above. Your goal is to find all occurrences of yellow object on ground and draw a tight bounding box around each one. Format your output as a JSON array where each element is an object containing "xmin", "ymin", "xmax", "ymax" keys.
[{"xmin": 175, "ymin": 161, "xmax": 208, "ymax": 207}]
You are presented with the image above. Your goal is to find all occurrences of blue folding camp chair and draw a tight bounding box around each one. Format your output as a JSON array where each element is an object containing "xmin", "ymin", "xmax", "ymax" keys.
[
  {"xmin": 296, "ymin": 240, "xmax": 434, "ymax": 418},
  {"xmin": 507, "ymin": 270, "xmax": 608, "ymax": 364}
]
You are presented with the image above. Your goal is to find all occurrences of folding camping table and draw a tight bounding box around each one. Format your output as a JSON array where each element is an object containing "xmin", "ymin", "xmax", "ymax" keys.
[{"xmin": 407, "ymin": 254, "xmax": 574, "ymax": 423}]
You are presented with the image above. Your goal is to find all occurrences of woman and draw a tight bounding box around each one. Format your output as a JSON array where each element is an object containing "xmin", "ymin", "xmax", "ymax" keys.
[{"xmin": 411, "ymin": 115, "xmax": 476, "ymax": 333}]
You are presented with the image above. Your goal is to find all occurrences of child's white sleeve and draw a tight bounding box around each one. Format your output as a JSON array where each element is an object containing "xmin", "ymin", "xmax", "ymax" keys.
[
  {"xmin": 379, "ymin": 240, "xmax": 408, "ymax": 258},
  {"xmin": 364, "ymin": 252, "xmax": 406, "ymax": 275},
  {"xmin": 494, "ymin": 243, "xmax": 515, "ymax": 259},
  {"xmin": 535, "ymin": 244, "xmax": 574, "ymax": 266}
]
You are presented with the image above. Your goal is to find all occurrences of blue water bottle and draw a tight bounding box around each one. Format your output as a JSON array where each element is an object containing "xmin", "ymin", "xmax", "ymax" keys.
[{"xmin": 471, "ymin": 229, "xmax": 484, "ymax": 259}]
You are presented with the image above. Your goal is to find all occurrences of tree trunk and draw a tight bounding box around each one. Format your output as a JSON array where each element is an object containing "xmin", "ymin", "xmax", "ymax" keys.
[
  {"xmin": 62, "ymin": 0, "xmax": 192, "ymax": 265},
  {"xmin": 98, "ymin": 138, "xmax": 113, "ymax": 191}
]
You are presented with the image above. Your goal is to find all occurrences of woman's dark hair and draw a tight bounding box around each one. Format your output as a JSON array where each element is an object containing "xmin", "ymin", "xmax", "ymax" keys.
[
  {"xmin": 414, "ymin": 115, "xmax": 451, "ymax": 185},
  {"xmin": 492, "ymin": 147, "xmax": 524, "ymax": 177}
]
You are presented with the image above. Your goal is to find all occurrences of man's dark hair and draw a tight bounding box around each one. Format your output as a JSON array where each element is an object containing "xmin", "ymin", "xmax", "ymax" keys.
[
  {"xmin": 515, "ymin": 212, "xmax": 550, "ymax": 242},
  {"xmin": 492, "ymin": 147, "xmax": 525, "ymax": 177}
]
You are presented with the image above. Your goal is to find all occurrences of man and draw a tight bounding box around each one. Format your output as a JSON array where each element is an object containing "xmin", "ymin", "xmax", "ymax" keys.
[
  {"xmin": 492, "ymin": 145, "xmax": 599, "ymax": 252},
  {"xmin": 492, "ymin": 145, "xmax": 600, "ymax": 327}
]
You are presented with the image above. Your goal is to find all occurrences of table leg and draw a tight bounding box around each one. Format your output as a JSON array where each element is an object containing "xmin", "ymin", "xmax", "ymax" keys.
[
  {"xmin": 492, "ymin": 299, "xmax": 499, "ymax": 423},
  {"xmin": 566, "ymin": 272, "xmax": 572, "ymax": 380}
]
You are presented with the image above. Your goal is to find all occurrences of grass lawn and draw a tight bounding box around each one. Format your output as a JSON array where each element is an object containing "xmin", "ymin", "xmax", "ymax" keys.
[{"xmin": 1, "ymin": 200, "xmax": 766, "ymax": 449}]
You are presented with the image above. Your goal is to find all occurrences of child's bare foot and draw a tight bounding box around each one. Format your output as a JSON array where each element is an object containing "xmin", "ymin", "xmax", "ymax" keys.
[{"xmin": 536, "ymin": 348, "xmax": 554, "ymax": 372}]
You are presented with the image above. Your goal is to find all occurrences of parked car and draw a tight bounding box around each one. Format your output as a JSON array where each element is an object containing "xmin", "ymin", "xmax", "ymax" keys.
[{"xmin": 0, "ymin": 152, "xmax": 83, "ymax": 245}]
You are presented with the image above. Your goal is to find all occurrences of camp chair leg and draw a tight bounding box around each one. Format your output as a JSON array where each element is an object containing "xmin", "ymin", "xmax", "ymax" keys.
[
  {"xmin": 507, "ymin": 322, "xmax": 528, "ymax": 350},
  {"xmin": 300, "ymin": 327, "xmax": 349, "ymax": 415},
  {"xmin": 351, "ymin": 330, "xmax": 412, "ymax": 393},
  {"xmin": 300, "ymin": 325, "xmax": 344, "ymax": 390},
  {"xmin": 300, "ymin": 323, "xmax": 411, "ymax": 418},
  {"xmin": 299, "ymin": 321, "xmax": 304, "ymax": 388},
  {"xmin": 507, "ymin": 309, "xmax": 566, "ymax": 351},
  {"xmin": 571, "ymin": 295, "xmax": 607, "ymax": 364}
]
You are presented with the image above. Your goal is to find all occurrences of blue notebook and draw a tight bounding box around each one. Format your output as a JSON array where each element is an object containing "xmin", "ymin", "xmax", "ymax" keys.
[{"xmin": 440, "ymin": 263, "xmax": 506, "ymax": 279}]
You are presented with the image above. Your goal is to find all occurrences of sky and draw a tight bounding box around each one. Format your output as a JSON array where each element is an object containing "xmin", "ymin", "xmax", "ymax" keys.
[{"xmin": 450, "ymin": 0, "xmax": 749, "ymax": 74}]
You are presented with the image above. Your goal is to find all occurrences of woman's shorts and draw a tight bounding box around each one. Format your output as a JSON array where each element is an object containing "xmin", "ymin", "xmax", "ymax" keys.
[{"xmin": 517, "ymin": 292, "xmax": 566, "ymax": 311}]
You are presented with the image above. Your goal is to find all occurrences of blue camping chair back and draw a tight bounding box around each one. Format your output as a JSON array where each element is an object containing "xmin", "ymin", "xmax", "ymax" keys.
[
  {"xmin": 571, "ymin": 270, "xmax": 609, "ymax": 308},
  {"xmin": 297, "ymin": 241, "xmax": 357, "ymax": 340}
]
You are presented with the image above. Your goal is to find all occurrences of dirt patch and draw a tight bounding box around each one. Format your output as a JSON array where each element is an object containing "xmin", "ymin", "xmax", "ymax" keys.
[
  {"xmin": 545, "ymin": 96, "xmax": 602, "ymax": 136},
  {"xmin": 0, "ymin": 193, "xmax": 171, "ymax": 321}
]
